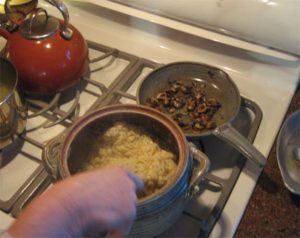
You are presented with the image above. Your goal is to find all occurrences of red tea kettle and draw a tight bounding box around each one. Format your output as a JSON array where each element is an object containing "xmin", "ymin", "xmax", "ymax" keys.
[{"xmin": 0, "ymin": 0, "xmax": 89, "ymax": 95}]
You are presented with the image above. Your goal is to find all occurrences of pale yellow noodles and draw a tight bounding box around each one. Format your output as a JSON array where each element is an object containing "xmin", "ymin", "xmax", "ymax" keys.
[{"xmin": 81, "ymin": 122, "xmax": 177, "ymax": 197}]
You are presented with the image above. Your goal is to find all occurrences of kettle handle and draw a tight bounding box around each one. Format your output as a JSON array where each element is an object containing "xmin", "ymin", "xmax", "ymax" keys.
[
  {"xmin": 4, "ymin": 0, "xmax": 27, "ymax": 25},
  {"xmin": 4, "ymin": 0, "xmax": 38, "ymax": 26},
  {"xmin": 0, "ymin": 27, "xmax": 10, "ymax": 39},
  {"xmin": 46, "ymin": 0, "xmax": 73, "ymax": 39}
]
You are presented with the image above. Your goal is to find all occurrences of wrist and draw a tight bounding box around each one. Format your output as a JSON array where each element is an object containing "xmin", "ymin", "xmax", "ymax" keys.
[
  {"xmin": 52, "ymin": 180, "xmax": 85, "ymax": 236},
  {"xmin": 54, "ymin": 179, "xmax": 104, "ymax": 236},
  {"xmin": 8, "ymin": 181, "xmax": 81, "ymax": 238}
]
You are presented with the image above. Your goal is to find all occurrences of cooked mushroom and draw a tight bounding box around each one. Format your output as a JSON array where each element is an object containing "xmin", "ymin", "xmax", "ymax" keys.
[
  {"xmin": 180, "ymin": 85, "xmax": 192, "ymax": 94},
  {"xmin": 193, "ymin": 121, "xmax": 204, "ymax": 130},
  {"xmin": 168, "ymin": 107, "xmax": 176, "ymax": 114},
  {"xmin": 207, "ymin": 98, "xmax": 221, "ymax": 108},
  {"xmin": 146, "ymin": 78, "xmax": 222, "ymax": 133},
  {"xmin": 146, "ymin": 97, "xmax": 160, "ymax": 108},
  {"xmin": 187, "ymin": 98, "xmax": 196, "ymax": 111},
  {"xmin": 197, "ymin": 104, "xmax": 207, "ymax": 113},
  {"xmin": 189, "ymin": 111, "xmax": 199, "ymax": 119},
  {"xmin": 172, "ymin": 97, "xmax": 184, "ymax": 109},
  {"xmin": 169, "ymin": 81, "xmax": 182, "ymax": 93},
  {"xmin": 178, "ymin": 117, "xmax": 190, "ymax": 128},
  {"xmin": 156, "ymin": 92, "xmax": 167, "ymax": 101},
  {"xmin": 163, "ymin": 97, "xmax": 171, "ymax": 107},
  {"xmin": 195, "ymin": 91, "xmax": 205, "ymax": 101}
]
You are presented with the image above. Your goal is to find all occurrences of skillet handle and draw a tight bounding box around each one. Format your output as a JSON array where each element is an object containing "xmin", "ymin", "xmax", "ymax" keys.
[
  {"xmin": 213, "ymin": 123, "xmax": 266, "ymax": 168},
  {"xmin": 187, "ymin": 142, "xmax": 210, "ymax": 198}
]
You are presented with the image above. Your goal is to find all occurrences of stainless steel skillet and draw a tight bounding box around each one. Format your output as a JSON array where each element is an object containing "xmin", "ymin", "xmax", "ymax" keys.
[{"xmin": 137, "ymin": 62, "xmax": 266, "ymax": 168}]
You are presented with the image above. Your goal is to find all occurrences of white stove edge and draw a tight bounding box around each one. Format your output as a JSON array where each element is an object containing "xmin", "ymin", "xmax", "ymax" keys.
[
  {"xmin": 100, "ymin": 0, "xmax": 300, "ymax": 58},
  {"xmin": 50, "ymin": 1, "xmax": 300, "ymax": 236},
  {"xmin": 1, "ymin": 0, "xmax": 299, "ymax": 236},
  {"xmin": 72, "ymin": 0, "xmax": 300, "ymax": 62}
]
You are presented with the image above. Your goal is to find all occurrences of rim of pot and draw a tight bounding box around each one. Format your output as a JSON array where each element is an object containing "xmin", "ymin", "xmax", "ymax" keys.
[{"xmin": 59, "ymin": 104, "xmax": 190, "ymax": 204}]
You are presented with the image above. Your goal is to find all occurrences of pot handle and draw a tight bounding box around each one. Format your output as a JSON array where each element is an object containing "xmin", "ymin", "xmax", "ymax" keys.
[
  {"xmin": 42, "ymin": 135, "xmax": 64, "ymax": 180},
  {"xmin": 213, "ymin": 122, "xmax": 266, "ymax": 168},
  {"xmin": 187, "ymin": 142, "xmax": 210, "ymax": 197},
  {"xmin": 46, "ymin": 0, "xmax": 72, "ymax": 39}
]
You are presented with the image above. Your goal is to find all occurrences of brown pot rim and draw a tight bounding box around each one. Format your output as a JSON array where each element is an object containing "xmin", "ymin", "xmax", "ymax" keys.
[{"xmin": 60, "ymin": 104, "xmax": 190, "ymax": 204}]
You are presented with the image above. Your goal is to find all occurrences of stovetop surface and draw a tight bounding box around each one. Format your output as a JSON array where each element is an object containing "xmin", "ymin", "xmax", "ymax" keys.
[
  {"xmin": 1, "ymin": 1, "xmax": 300, "ymax": 237},
  {"xmin": 1, "ymin": 41, "xmax": 262, "ymax": 237}
]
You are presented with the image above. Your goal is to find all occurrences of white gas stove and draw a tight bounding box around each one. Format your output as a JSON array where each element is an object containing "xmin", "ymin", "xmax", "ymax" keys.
[{"xmin": 1, "ymin": 0, "xmax": 300, "ymax": 237}]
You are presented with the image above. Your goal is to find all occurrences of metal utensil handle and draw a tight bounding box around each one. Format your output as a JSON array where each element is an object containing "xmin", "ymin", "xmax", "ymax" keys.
[
  {"xmin": 213, "ymin": 122, "xmax": 266, "ymax": 168},
  {"xmin": 45, "ymin": 0, "xmax": 72, "ymax": 39},
  {"xmin": 187, "ymin": 142, "xmax": 210, "ymax": 197}
]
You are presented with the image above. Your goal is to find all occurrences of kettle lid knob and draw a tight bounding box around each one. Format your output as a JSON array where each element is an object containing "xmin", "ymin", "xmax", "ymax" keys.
[{"xmin": 19, "ymin": 8, "xmax": 59, "ymax": 40}]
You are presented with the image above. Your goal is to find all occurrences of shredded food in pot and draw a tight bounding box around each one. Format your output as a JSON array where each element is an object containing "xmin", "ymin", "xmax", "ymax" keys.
[{"xmin": 80, "ymin": 122, "xmax": 177, "ymax": 197}]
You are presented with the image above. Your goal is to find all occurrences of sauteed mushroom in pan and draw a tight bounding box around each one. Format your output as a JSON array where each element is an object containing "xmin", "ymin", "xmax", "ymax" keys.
[{"xmin": 145, "ymin": 79, "xmax": 222, "ymax": 132}]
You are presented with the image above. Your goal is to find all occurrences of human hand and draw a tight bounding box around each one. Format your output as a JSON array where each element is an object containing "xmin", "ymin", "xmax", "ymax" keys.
[
  {"xmin": 8, "ymin": 166, "xmax": 144, "ymax": 238},
  {"xmin": 62, "ymin": 166, "xmax": 144, "ymax": 237}
]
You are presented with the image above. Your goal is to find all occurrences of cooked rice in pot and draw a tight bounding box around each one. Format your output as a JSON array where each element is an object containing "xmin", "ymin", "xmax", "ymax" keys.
[{"xmin": 80, "ymin": 122, "xmax": 177, "ymax": 197}]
